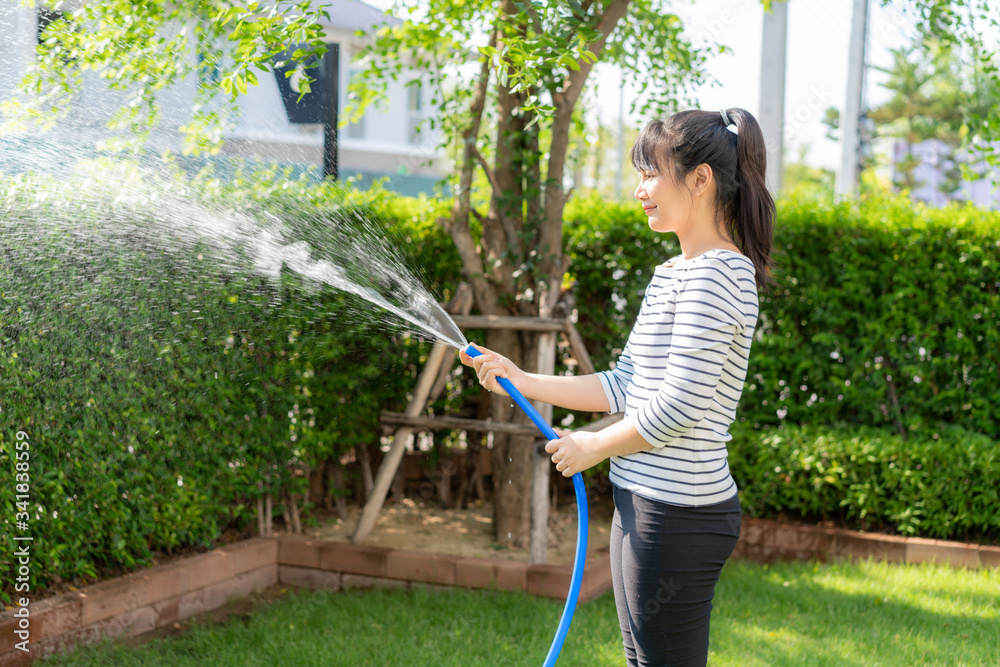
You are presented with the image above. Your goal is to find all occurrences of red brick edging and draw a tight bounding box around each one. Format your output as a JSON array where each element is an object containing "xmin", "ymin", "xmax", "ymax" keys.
[
  {"xmin": 732, "ymin": 518, "xmax": 1000, "ymax": 569},
  {"xmin": 2, "ymin": 520, "xmax": 997, "ymax": 665},
  {"xmin": 1, "ymin": 537, "xmax": 278, "ymax": 666},
  {"xmin": 275, "ymin": 538, "xmax": 613, "ymax": 603}
]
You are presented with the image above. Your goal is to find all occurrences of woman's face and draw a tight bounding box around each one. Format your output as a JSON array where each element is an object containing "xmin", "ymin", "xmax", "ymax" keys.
[{"xmin": 633, "ymin": 166, "xmax": 694, "ymax": 236}]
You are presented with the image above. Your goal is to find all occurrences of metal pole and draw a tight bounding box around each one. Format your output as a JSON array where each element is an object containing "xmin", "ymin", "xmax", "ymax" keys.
[
  {"xmin": 837, "ymin": 0, "xmax": 870, "ymax": 196},
  {"xmin": 759, "ymin": 0, "xmax": 788, "ymax": 195},
  {"xmin": 324, "ymin": 43, "xmax": 340, "ymax": 180},
  {"xmin": 616, "ymin": 70, "xmax": 624, "ymax": 199}
]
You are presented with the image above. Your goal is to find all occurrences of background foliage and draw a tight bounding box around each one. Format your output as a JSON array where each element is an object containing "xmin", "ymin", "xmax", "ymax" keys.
[
  {"xmin": 17, "ymin": 0, "xmax": 330, "ymax": 153},
  {"xmin": 2, "ymin": 168, "xmax": 998, "ymax": 603}
]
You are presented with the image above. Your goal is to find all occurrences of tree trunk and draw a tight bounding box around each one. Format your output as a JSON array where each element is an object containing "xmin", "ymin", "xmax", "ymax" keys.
[
  {"xmin": 436, "ymin": 458, "xmax": 453, "ymax": 509},
  {"xmin": 328, "ymin": 463, "xmax": 348, "ymax": 520},
  {"xmin": 540, "ymin": 0, "xmax": 631, "ymax": 313},
  {"xmin": 308, "ymin": 465, "xmax": 324, "ymax": 506},
  {"xmin": 391, "ymin": 456, "xmax": 406, "ymax": 504},
  {"xmin": 264, "ymin": 493, "xmax": 273, "ymax": 536},
  {"xmin": 450, "ymin": 0, "xmax": 632, "ymax": 548},
  {"xmin": 466, "ymin": 390, "xmax": 492, "ymax": 507}
]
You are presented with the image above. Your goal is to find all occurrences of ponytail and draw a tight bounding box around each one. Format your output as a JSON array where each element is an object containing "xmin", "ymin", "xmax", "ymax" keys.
[
  {"xmin": 631, "ymin": 108, "xmax": 776, "ymax": 290},
  {"xmin": 726, "ymin": 108, "xmax": 775, "ymax": 290}
]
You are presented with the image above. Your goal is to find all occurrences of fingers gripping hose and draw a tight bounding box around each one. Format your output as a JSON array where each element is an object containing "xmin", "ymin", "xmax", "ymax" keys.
[{"xmin": 463, "ymin": 344, "xmax": 588, "ymax": 666}]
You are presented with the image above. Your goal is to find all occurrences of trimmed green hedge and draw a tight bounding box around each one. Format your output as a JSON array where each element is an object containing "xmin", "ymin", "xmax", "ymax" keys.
[
  {"xmin": 728, "ymin": 423, "xmax": 1000, "ymax": 543},
  {"xmin": 0, "ymin": 163, "xmax": 459, "ymax": 602}
]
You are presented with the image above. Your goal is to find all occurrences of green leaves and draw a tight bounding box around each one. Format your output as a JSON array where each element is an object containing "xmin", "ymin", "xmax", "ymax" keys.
[
  {"xmin": 23, "ymin": 0, "xmax": 330, "ymax": 155},
  {"xmin": 887, "ymin": 0, "xmax": 1000, "ymax": 164},
  {"xmin": 347, "ymin": 0, "xmax": 707, "ymax": 163}
]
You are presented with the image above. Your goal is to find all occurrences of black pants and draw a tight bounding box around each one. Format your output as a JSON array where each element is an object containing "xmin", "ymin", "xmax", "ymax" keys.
[{"xmin": 610, "ymin": 485, "xmax": 742, "ymax": 667}]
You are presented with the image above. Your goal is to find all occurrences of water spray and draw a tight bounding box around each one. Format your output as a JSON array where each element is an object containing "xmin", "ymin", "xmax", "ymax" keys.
[
  {"xmin": 2, "ymin": 149, "xmax": 587, "ymax": 663},
  {"xmin": 462, "ymin": 343, "xmax": 588, "ymax": 667}
]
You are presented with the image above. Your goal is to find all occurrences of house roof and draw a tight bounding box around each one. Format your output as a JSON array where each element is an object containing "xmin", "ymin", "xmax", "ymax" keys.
[{"xmin": 324, "ymin": 0, "xmax": 400, "ymax": 32}]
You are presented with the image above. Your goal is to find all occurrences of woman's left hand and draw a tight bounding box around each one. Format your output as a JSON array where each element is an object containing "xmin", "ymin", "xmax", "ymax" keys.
[{"xmin": 545, "ymin": 429, "xmax": 606, "ymax": 477}]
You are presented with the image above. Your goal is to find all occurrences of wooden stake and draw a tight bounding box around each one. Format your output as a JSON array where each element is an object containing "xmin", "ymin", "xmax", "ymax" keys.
[
  {"xmin": 563, "ymin": 319, "xmax": 596, "ymax": 375},
  {"xmin": 452, "ymin": 315, "xmax": 565, "ymax": 332},
  {"xmin": 379, "ymin": 411, "xmax": 538, "ymax": 436},
  {"xmin": 358, "ymin": 445, "xmax": 374, "ymax": 499}
]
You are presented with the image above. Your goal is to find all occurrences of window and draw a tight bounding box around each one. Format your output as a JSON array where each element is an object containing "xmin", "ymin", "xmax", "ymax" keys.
[
  {"xmin": 407, "ymin": 80, "xmax": 424, "ymax": 144},
  {"xmin": 37, "ymin": 8, "xmax": 64, "ymax": 44},
  {"xmin": 197, "ymin": 51, "xmax": 221, "ymax": 86},
  {"xmin": 407, "ymin": 82, "xmax": 422, "ymax": 113}
]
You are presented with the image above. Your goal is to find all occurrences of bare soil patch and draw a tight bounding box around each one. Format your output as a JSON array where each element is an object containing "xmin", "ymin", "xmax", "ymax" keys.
[{"xmin": 306, "ymin": 496, "xmax": 616, "ymax": 565}]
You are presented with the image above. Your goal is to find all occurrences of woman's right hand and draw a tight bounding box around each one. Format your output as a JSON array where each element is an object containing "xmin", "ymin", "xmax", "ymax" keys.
[{"xmin": 458, "ymin": 343, "xmax": 528, "ymax": 398}]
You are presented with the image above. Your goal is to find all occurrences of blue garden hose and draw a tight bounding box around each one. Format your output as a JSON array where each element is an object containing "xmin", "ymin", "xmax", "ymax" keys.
[{"xmin": 463, "ymin": 344, "xmax": 588, "ymax": 667}]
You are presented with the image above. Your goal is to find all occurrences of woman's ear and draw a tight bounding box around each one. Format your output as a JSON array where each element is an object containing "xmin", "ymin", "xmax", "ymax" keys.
[{"xmin": 690, "ymin": 164, "xmax": 714, "ymax": 197}]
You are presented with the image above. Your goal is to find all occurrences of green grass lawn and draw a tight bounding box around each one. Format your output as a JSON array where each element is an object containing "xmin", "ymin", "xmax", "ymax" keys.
[{"xmin": 42, "ymin": 559, "xmax": 998, "ymax": 666}]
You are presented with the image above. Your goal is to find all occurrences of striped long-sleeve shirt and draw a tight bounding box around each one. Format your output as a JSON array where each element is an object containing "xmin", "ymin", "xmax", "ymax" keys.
[{"xmin": 596, "ymin": 248, "xmax": 759, "ymax": 507}]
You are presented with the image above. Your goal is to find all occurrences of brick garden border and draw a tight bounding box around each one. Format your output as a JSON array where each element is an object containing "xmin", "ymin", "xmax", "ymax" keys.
[{"xmin": 3, "ymin": 520, "xmax": 998, "ymax": 665}]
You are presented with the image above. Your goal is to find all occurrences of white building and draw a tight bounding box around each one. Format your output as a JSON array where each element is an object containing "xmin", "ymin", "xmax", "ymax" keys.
[
  {"xmin": 890, "ymin": 138, "xmax": 1000, "ymax": 210},
  {"xmin": 0, "ymin": 0, "xmax": 446, "ymax": 194}
]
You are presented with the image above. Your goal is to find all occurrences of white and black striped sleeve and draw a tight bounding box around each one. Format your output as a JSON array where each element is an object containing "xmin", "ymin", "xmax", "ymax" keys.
[
  {"xmin": 597, "ymin": 343, "xmax": 635, "ymax": 413},
  {"xmin": 630, "ymin": 259, "xmax": 747, "ymax": 448}
]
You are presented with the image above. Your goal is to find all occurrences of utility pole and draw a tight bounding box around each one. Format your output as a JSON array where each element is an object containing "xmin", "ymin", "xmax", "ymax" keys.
[
  {"xmin": 837, "ymin": 0, "xmax": 870, "ymax": 196},
  {"xmin": 323, "ymin": 43, "xmax": 340, "ymax": 181},
  {"xmin": 759, "ymin": 0, "xmax": 788, "ymax": 194}
]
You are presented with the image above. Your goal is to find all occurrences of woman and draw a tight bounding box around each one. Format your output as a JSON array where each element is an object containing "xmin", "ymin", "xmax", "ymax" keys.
[{"xmin": 460, "ymin": 108, "xmax": 775, "ymax": 666}]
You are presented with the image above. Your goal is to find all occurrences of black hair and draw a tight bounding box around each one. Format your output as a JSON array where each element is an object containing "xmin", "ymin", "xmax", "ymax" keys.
[{"xmin": 630, "ymin": 108, "xmax": 776, "ymax": 290}]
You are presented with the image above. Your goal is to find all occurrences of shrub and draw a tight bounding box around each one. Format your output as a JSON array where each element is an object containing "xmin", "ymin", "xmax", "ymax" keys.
[
  {"xmin": 728, "ymin": 422, "xmax": 1000, "ymax": 544},
  {"xmin": 0, "ymin": 162, "xmax": 457, "ymax": 602}
]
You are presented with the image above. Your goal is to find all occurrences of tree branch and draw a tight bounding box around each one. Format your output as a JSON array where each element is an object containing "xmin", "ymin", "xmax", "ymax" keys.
[
  {"xmin": 473, "ymin": 145, "xmax": 518, "ymax": 254},
  {"xmin": 481, "ymin": 0, "xmax": 527, "ymax": 304},
  {"xmin": 561, "ymin": 0, "xmax": 631, "ymax": 123},
  {"xmin": 540, "ymin": 0, "xmax": 632, "ymax": 314},
  {"xmin": 447, "ymin": 25, "xmax": 498, "ymax": 314}
]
